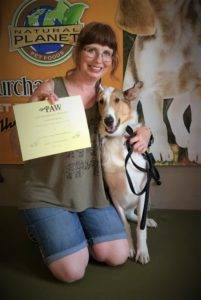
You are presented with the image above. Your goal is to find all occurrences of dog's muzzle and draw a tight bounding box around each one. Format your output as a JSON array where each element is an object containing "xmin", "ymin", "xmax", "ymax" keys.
[
  {"xmin": 104, "ymin": 115, "xmax": 114, "ymax": 127},
  {"xmin": 104, "ymin": 115, "xmax": 120, "ymax": 134}
]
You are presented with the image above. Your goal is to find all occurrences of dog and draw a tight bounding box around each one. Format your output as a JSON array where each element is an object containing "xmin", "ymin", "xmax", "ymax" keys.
[
  {"xmin": 116, "ymin": 0, "xmax": 201, "ymax": 163},
  {"xmin": 97, "ymin": 82, "xmax": 157, "ymax": 264}
]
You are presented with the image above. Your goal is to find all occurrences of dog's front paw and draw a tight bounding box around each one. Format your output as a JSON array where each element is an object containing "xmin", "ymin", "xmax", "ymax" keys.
[
  {"xmin": 135, "ymin": 247, "xmax": 150, "ymax": 264},
  {"xmin": 146, "ymin": 218, "xmax": 157, "ymax": 228}
]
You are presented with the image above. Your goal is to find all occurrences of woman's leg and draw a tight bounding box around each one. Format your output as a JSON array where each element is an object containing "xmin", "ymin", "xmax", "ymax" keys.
[
  {"xmin": 91, "ymin": 239, "xmax": 129, "ymax": 266},
  {"xmin": 79, "ymin": 205, "xmax": 129, "ymax": 266},
  {"xmin": 48, "ymin": 247, "xmax": 89, "ymax": 282},
  {"xmin": 20, "ymin": 207, "xmax": 89, "ymax": 282}
]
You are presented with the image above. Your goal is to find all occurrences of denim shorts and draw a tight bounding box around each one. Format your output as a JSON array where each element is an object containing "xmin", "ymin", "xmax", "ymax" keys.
[{"xmin": 20, "ymin": 205, "xmax": 127, "ymax": 265}]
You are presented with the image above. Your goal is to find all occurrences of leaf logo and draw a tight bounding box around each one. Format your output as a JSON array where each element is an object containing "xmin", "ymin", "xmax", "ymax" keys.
[{"xmin": 9, "ymin": 0, "xmax": 88, "ymax": 66}]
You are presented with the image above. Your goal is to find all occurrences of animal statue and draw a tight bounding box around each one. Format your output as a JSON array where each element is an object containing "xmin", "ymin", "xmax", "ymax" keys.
[{"xmin": 116, "ymin": 0, "xmax": 201, "ymax": 163}]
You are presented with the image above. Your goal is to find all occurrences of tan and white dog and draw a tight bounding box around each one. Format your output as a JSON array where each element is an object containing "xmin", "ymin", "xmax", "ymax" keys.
[
  {"xmin": 116, "ymin": 0, "xmax": 201, "ymax": 163},
  {"xmin": 98, "ymin": 83, "xmax": 156, "ymax": 264}
]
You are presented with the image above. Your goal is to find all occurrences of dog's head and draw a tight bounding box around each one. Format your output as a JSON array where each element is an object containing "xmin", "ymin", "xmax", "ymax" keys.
[
  {"xmin": 97, "ymin": 81, "xmax": 143, "ymax": 137},
  {"xmin": 116, "ymin": 0, "xmax": 156, "ymax": 35}
]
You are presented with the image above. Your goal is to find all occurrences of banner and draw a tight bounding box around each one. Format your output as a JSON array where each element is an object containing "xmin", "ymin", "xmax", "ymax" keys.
[{"xmin": 0, "ymin": 0, "xmax": 123, "ymax": 164}]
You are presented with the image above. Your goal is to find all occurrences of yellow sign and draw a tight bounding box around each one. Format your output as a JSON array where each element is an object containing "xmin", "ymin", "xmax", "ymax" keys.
[{"xmin": 13, "ymin": 96, "xmax": 91, "ymax": 161}]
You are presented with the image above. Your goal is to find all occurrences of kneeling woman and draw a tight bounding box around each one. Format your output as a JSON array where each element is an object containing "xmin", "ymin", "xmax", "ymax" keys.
[{"xmin": 19, "ymin": 22, "xmax": 151, "ymax": 283}]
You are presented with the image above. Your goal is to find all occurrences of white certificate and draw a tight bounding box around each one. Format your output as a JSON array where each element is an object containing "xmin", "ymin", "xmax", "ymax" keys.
[{"xmin": 13, "ymin": 96, "xmax": 91, "ymax": 161}]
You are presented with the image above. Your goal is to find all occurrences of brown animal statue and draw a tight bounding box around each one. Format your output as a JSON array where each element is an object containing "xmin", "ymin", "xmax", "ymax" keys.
[{"xmin": 116, "ymin": 0, "xmax": 201, "ymax": 163}]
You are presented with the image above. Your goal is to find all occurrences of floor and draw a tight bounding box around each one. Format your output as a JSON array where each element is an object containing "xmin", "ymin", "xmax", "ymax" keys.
[{"xmin": 0, "ymin": 207, "xmax": 200, "ymax": 300}]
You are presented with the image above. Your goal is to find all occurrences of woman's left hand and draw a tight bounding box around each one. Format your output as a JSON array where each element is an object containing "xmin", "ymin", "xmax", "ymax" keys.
[{"xmin": 129, "ymin": 126, "xmax": 151, "ymax": 154}]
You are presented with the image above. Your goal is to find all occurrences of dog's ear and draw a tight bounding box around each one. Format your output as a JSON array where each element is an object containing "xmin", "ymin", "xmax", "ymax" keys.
[
  {"xmin": 123, "ymin": 81, "xmax": 143, "ymax": 101},
  {"xmin": 99, "ymin": 84, "xmax": 104, "ymax": 92},
  {"xmin": 116, "ymin": 0, "xmax": 155, "ymax": 35},
  {"xmin": 96, "ymin": 84, "xmax": 105, "ymax": 102},
  {"xmin": 96, "ymin": 83, "xmax": 103, "ymax": 94}
]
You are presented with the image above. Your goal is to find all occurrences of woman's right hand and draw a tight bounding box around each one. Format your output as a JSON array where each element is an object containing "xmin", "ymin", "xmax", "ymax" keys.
[{"xmin": 29, "ymin": 79, "xmax": 58, "ymax": 104}]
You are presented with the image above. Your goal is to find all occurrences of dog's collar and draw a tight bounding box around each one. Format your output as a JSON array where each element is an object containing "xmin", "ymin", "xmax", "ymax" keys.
[{"xmin": 123, "ymin": 122, "xmax": 141, "ymax": 137}]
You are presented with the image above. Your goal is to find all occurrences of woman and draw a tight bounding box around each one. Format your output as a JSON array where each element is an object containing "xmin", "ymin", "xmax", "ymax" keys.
[{"xmin": 20, "ymin": 22, "xmax": 151, "ymax": 283}]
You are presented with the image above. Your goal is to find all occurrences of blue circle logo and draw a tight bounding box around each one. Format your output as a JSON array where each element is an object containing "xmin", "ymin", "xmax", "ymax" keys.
[{"xmin": 9, "ymin": 0, "xmax": 88, "ymax": 66}]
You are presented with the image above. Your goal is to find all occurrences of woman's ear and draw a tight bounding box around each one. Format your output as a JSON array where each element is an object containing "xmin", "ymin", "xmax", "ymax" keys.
[
  {"xmin": 116, "ymin": 0, "xmax": 155, "ymax": 35},
  {"xmin": 123, "ymin": 81, "xmax": 143, "ymax": 101}
]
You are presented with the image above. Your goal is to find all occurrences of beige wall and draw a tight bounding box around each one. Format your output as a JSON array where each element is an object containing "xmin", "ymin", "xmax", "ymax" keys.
[
  {"xmin": 150, "ymin": 166, "xmax": 201, "ymax": 210},
  {"xmin": 0, "ymin": 164, "xmax": 200, "ymax": 210}
]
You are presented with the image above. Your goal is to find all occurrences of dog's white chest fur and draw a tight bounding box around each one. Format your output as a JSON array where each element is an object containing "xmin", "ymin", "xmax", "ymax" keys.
[{"xmin": 101, "ymin": 137, "xmax": 125, "ymax": 171}]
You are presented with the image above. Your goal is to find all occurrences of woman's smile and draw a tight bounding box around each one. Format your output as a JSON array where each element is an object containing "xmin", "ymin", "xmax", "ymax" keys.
[{"xmin": 80, "ymin": 43, "xmax": 113, "ymax": 80}]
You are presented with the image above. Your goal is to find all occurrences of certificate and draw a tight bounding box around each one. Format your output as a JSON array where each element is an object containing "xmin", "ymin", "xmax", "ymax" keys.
[{"xmin": 13, "ymin": 96, "xmax": 91, "ymax": 161}]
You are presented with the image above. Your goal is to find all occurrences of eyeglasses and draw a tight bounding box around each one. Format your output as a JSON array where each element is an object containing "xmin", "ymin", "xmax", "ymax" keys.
[{"xmin": 83, "ymin": 46, "xmax": 113, "ymax": 62}]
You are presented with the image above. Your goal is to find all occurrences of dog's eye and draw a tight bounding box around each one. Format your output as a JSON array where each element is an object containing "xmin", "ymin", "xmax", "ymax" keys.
[
  {"xmin": 99, "ymin": 99, "xmax": 104, "ymax": 105},
  {"xmin": 115, "ymin": 98, "xmax": 120, "ymax": 103}
]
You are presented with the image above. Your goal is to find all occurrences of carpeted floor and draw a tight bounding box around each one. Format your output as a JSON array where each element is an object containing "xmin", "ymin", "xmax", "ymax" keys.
[{"xmin": 0, "ymin": 207, "xmax": 200, "ymax": 300}]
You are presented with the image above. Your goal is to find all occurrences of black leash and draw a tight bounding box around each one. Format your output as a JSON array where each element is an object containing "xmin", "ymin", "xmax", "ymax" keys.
[{"xmin": 125, "ymin": 126, "xmax": 161, "ymax": 230}]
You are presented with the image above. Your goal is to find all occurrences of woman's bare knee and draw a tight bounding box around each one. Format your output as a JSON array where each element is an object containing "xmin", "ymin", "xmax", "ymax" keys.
[
  {"xmin": 91, "ymin": 239, "xmax": 129, "ymax": 266},
  {"xmin": 48, "ymin": 248, "xmax": 89, "ymax": 283}
]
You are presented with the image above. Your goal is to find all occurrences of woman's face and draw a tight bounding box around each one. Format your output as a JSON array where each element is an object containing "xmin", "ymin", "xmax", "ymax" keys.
[{"xmin": 79, "ymin": 43, "xmax": 113, "ymax": 81}]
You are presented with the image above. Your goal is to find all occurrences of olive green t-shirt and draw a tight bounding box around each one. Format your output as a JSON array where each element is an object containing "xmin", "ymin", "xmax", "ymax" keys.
[{"xmin": 20, "ymin": 77, "xmax": 110, "ymax": 211}]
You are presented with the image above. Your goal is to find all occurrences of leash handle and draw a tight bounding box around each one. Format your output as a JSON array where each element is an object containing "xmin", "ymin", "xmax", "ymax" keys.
[
  {"xmin": 144, "ymin": 152, "xmax": 161, "ymax": 185},
  {"xmin": 125, "ymin": 125, "xmax": 136, "ymax": 138},
  {"xmin": 125, "ymin": 125, "xmax": 136, "ymax": 152}
]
